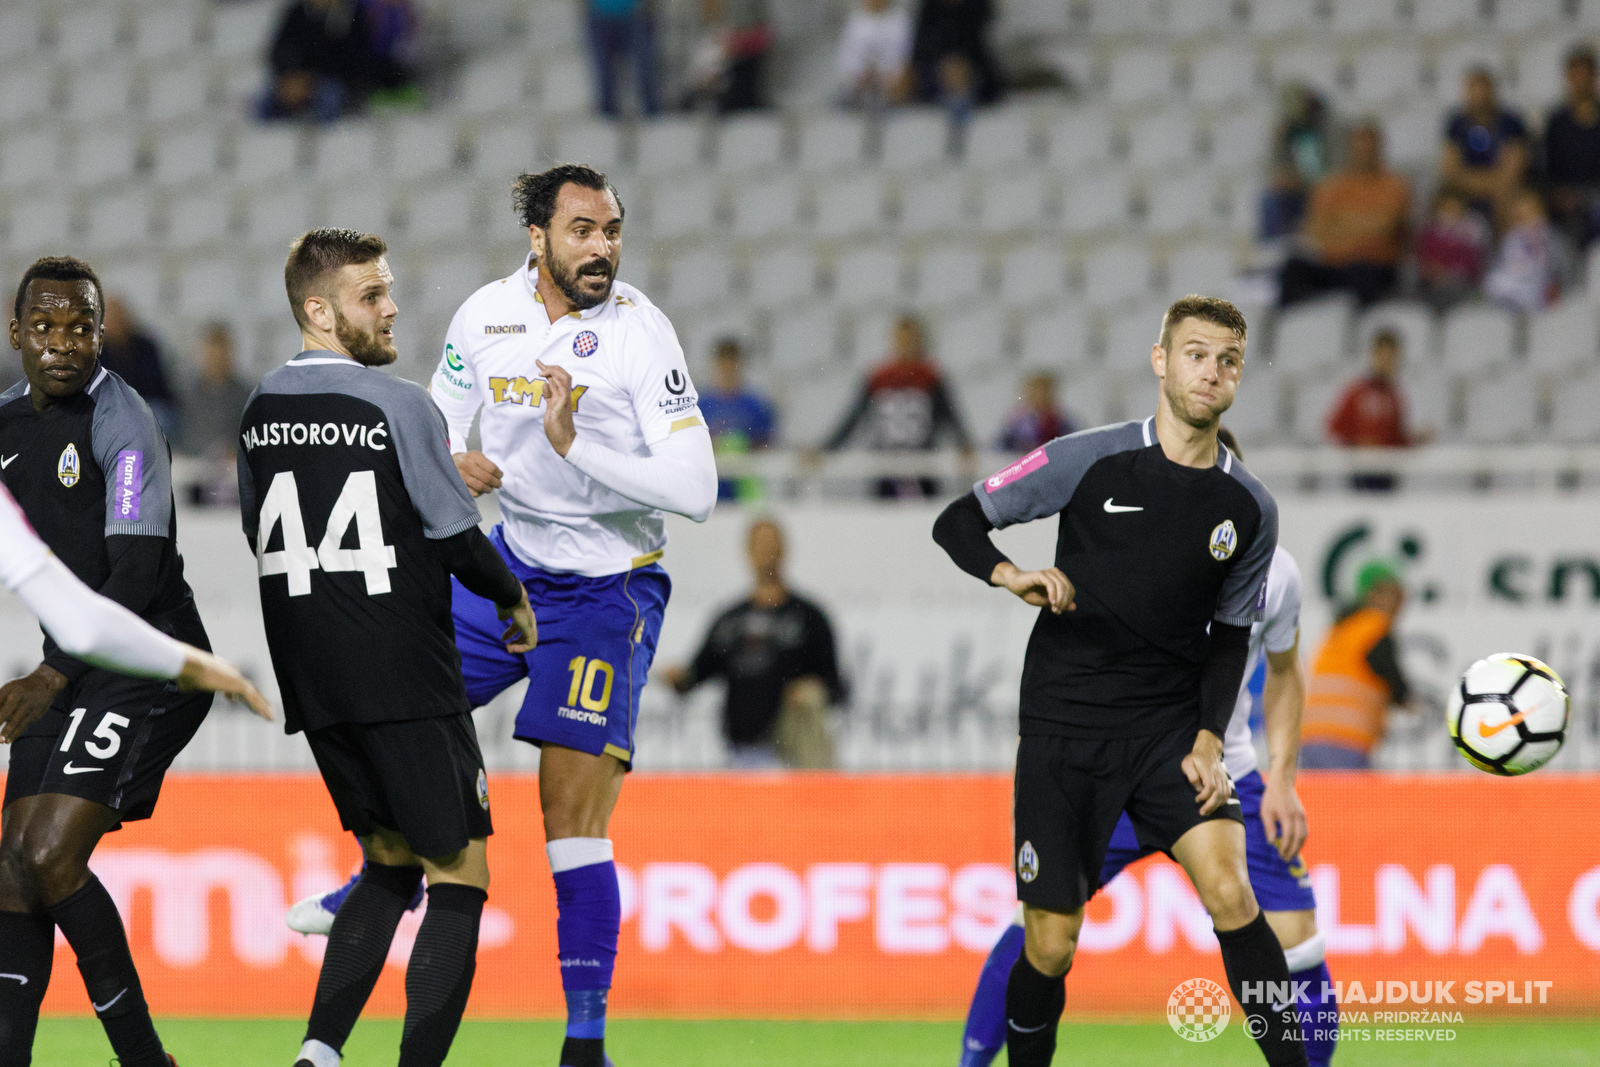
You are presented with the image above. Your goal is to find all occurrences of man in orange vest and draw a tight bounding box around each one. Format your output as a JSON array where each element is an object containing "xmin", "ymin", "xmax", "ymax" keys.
[{"xmin": 1301, "ymin": 561, "xmax": 1411, "ymax": 769}]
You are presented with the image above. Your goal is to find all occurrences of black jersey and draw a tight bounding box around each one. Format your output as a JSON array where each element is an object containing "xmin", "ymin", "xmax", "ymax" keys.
[
  {"xmin": 975, "ymin": 417, "xmax": 1277, "ymax": 738},
  {"xmin": 0, "ymin": 366, "xmax": 200, "ymax": 664},
  {"xmin": 237, "ymin": 352, "xmax": 486, "ymax": 735}
]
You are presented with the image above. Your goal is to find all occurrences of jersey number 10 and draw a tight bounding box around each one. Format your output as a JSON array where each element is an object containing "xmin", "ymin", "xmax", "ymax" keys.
[{"xmin": 256, "ymin": 470, "xmax": 398, "ymax": 596}]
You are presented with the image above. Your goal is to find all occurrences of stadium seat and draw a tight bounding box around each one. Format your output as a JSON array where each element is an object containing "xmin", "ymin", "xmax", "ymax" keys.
[
  {"xmin": 166, "ymin": 190, "xmax": 234, "ymax": 249},
  {"xmin": 769, "ymin": 306, "xmax": 842, "ymax": 371},
  {"xmin": 1002, "ymin": 0, "xmax": 1073, "ymax": 35},
  {"xmin": 796, "ymin": 113, "xmax": 867, "ymax": 173},
  {"xmin": 446, "ymin": 0, "xmax": 521, "ymax": 53},
  {"xmin": 778, "ymin": 365, "xmax": 856, "ymax": 446},
  {"xmin": 233, "ymin": 125, "xmax": 304, "ymax": 183},
  {"xmin": 848, "ymin": 309, "xmax": 901, "ymax": 369},
  {"xmin": 881, "ymin": 109, "xmax": 952, "ymax": 170},
  {"xmin": 68, "ymin": 63, "xmax": 136, "ymax": 123},
  {"xmin": 323, "ymin": 182, "xmax": 394, "ymax": 236},
  {"xmin": 999, "ymin": 244, "xmax": 1069, "ymax": 305},
  {"xmin": 1208, "ymin": 107, "xmax": 1273, "ymax": 165},
  {"xmin": 135, "ymin": 4, "xmax": 203, "ymax": 60},
  {"xmin": 1128, "ymin": 110, "xmax": 1200, "ymax": 170},
  {"xmin": 404, "ymin": 181, "xmax": 480, "ymax": 242},
  {"xmin": 811, "ymin": 171, "xmax": 888, "ymax": 237},
  {"xmin": 539, "ymin": 56, "xmax": 596, "ymax": 116},
  {"xmin": 313, "ymin": 123, "xmax": 381, "ymax": 182},
  {"xmin": 965, "ymin": 109, "xmax": 1036, "ymax": 170},
  {"xmin": 915, "ymin": 248, "xmax": 987, "ymax": 304},
  {"xmin": 1494, "ymin": 0, "xmax": 1565, "ymax": 31},
  {"xmin": 7, "ymin": 192, "xmax": 75, "ymax": 253},
  {"xmin": 242, "ymin": 186, "xmax": 315, "ymax": 245},
  {"xmin": 84, "ymin": 191, "xmax": 154, "ymax": 252},
  {"xmin": 145, "ymin": 62, "xmax": 212, "ymax": 122},
  {"xmin": 1189, "ymin": 44, "xmax": 1260, "ymax": 106},
  {"xmin": 178, "ymin": 258, "xmax": 249, "ymax": 317},
  {"xmin": 731, "ymin": 175, "xmax": 804, "ymax": 238},
  {"xmin": 1044, "ymin": 107, "xmax": 1115, "ymax": 174},
  {"xmin": 210, "ymin": 1, "xmax": 280, "ymax": 59},
  {"xmin": 1108, "ymin": 48, "xmax": 1176, "ymax": 106},
  {"xmin": 95, "ymin": 257, "xmax": 168, "ymax": 322},
  {"xmin": 1272, "ymin": 296, "xmax": 1355, "ymax": 373},
  {"xmin": 1082, "ymin": 243, "xmax": 1153, "ymax": 308},
  {"xmin": 1381, "ymin": 102, "xmax": 1444, "ymax": 168},
  {"xmin": 1512, "ymin": 36, "xmax": 1577, "ymax": 114},
  {"xmin": 1526, "ymin": 300, "xmax": 1600, "ymax": 375},
  {"xmin": 636, "ymin": 116, "xmax": 708, "ymax": 175},
  {"xmin": 716, "ymin": 115, "xmax": 786, "ymax": 173},
  {"xmin": 471, "ymin": 118, "xmax": 539, "ymax": 180},
  {"xmin": 1287, "ymin": 370, "xmax": 1344, "ymax": 444},
  {"xmin": 1103, "ymin": 301, "xmax": 1168, "ymax": 369},
  {"xmin": 978, "ymin": 171, "xmax": 1053, "ymax": 232},
  {"xmin": 1165, "ymin": 243, "xmax": 1239, "ymax": 301},
  {"xmin": 833, "ymin": 245, "xmax": 907, "ymax": 306},
  {"xmin": 414, "ymin": 252, "xmax": 492, "ymax": 314},
  {"xmin": 0, "ymin": 7, "xmax": 41, "ymax": 61},
  {"xmin": 1065, "ymin": 367, "xmax": 1121, "ymax": 428},
  {"xmin": 0, "ymin": 64, "xmax": 52, "ymax": 129},
  {"xmin": 897, "ymin": 169, "xmax": 971, "ymax": 234},
  {"xmin": 1351, "ymin": 45, "xmax": 1424, "ymax": 105},
  {"xmin": 460, "ymin": 52, "xmax": 534, "ymax": 114},
  {"xmin": 1440, "ymin": 303, "xmax": 1517, "ymax": 374},
  {"xmin": 58, "ymin": 4, "xmax": 125, "ymax": 56},
  {"xmin": 928, "ymin": 305, "xmax": 1011, "ymax": 369},
  {"xmin": 1062, "ymin": 173, "xmax": 1132, "ymax": 234},
  {"xmin": 0, "ymin": 130, "xmax": 64, "ymax": 190},
  {"xmin": 1357, "ymin": 300, "xmax": 1437, "ymax": 365},
  {"xmin": 1400, "ymin": 361, "xmax": 1455, "ymax": 439},
  {"xmin": 72, "ymin": 126, "xmax": 142, "ymax": 187},
  {"xmin": 527, "ymin": 0, "xmax": 585, "ymax": 55},
  {"xmin": 1087, "ymin": 0, "xmax": 1158, "ymax": 37},
  {"xmin": 1145, "ymin": 176, "xmax": 1214, "ymax": 235},
  {"xmin": 679, "ymin": 308, "xmax": 757, "ymax": 368},
  {"xmin": 1413, "ymin": 0, "xmax": 1483, "ymax": 32},
  {"xmin": 154, "ymin": 126, "xmax": 223, "ymax": 185},
  {"xmin": 665, "ymin": 247, "xmax": 737, "ymax": 309},
  {"xmin": 1462, "ymin": 373, "xmax": 1542, "ymax": 443},
  {"xmin": 640, "ymin": 173, "xmax": 721, "ymax": 239},
  {"xmin": 554, "ymin": 119, "xmax": 625, "ymax": 173},
  {"xmin": 1019, "ymin": 304, "xmax": 1091, "ymax": 369},
  {"xmin": 1331, "ymin": 0, "xmax": 1400, "ymax": 35},
  {"xmin": 747, "ymin": 247, "xmax": 818, "ymax": 305},
  {"xmin": 961, "ymin": 375, "xmax": 1025, "ymax": 444},
  {"xmin": 1249, "ymin": 0, "xmax": 1317, "ymax": 36},
  {"xmin": 1223, "ymin": 361, "xmax": 1283, "ymax": 444},
  {"xmin": 1269, "ymin": 46, "xmax": 1342, "ymax": 100},
  {"xmin": 390, "ymin": 116, "xmax": 463, "ymax": 182},
  {"xmin": 1166, "ymin": 0, "xmax": 1236, "ymax": 37},
  {"xmin": 1546, "ymin": 370, "xmax": 1600, "ymax": 441}
]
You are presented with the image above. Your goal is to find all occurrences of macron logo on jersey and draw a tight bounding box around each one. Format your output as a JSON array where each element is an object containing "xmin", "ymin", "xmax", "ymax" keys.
[
  {"xmin": 985, "ymin": 448, "xmax": 1048, "ymax": 493},
  {"xmin": 485, "ymin": 324, "xmax": 526, "ymax": 334}
]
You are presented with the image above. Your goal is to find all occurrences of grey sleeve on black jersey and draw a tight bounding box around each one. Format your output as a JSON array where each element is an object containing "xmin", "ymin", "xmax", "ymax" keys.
[
  {"xmin": 1215, "ymin": 471, "xmax": 1278, "ymax": 628},
  {"xmin": 383, "ymin": 382, "xmax": 482, "ymax": 539},
  {"xmin": 974, "ymin": 421, "xmax": 1144, "ymax": 529},
  {"xmin": 237, "ymin": 389, "xmax": 262, "ymax": 542},
  {"xmin": 90, "ymin": 378, "xmax": 173, "ymax": 538}
]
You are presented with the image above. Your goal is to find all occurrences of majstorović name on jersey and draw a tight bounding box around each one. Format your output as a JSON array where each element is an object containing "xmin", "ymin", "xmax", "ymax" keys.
[{"xmin": 241, "ymin": 421, "xmax": 390, "ymax": 452}]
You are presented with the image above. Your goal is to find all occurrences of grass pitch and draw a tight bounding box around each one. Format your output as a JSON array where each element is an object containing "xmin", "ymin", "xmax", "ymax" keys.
[{"xmin": 33, "ymin": 1017, "xmax": 1600, "ymax": 1066}]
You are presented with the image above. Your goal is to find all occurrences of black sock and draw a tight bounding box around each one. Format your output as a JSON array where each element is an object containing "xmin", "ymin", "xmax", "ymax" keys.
[
  {"xmin": 305, "ymin": 861, "xmax": 423, "ymax": 1053},
  {"xmin": 560, "ymin": 1037, "xmax": 605, "ymax": 1067},
  {"xmin": 398, "ymin": 884, "xmax": 485, "ymax": 1067},
  {"xmin": 1217, "ymin": 911, "xmax": 1310, "ymax": 1067},
  {"xmin": 48, "ymin": 875, "xmax": 164, "ymax": 1067},
  {"xmin": 1004, "ymin": 951, "xmax": 1067, "ymax": 1067},
  {"xmin": 0, "ymin": 911, "xmax": 54, "ymax": 1067}
]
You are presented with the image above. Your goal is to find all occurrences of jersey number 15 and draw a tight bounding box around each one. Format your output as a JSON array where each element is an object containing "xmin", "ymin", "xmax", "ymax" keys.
[{"xmin": 256, "ymin": 470, "xmax": 398, "ymax": 596}]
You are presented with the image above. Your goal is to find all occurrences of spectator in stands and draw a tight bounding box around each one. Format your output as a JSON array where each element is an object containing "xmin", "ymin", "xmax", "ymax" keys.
[
  {"xmin": 1279, "ymin": 121, "xmax": 1410, "ymax": 308},
  {"xmin": 261, "ymin": 0, "xmax": 383, "ymax": 121},
  {"xmin": 1485, "ymin": 188, "xmax": 1572, "ymax": 312},
  {"xmin": 1326, "ymin": 329, "xmax": 1426, "ymax": 449},
  {"xmin": 586, "ymin": 0, "xmax": 661, "ymax": 117},
  {"xmin": 361, "ymin": 0, "xmax": 424, "ymax": 110},
  {"xmin": 1441, "ymin": 66, "xmax": 1528, "ymax": 228},
  {"xmin": 910, "ymin": 0, "xmax": 1000, "ymax": 116},
  {"xmin": 821, "ymin": 314, "xmax": 973, "ymax": 499},
  {"xmin": 663, "ymin": 518, "xmax": 846, "ymax": 769},
  {"xmin": 1543, "ymin": 46, "xmax": 1600, "ymax": 253},
  {"xmin": 1301, "ymin": 561, "xmax": 1412, "ymax": 770},
  {"xmin": 1415, "ymin": 187, "xmax": 1492, "ymax": 309},
  {"xmin": 837, "ymin": 0, "xmax": 913, "ymax": 109},
  {"xmin": 99, "ymin": 297, "xmax": 180, "ymax": 442},
  {"xmin": 699, "ymin": 338, "xmax": 776, "ymax": 501},
  {"xmin": 1260, "ymin": 83, "xmax": 1333, "ymax": 242},
  {"xmin": 997, "ymin": 371, "xmax": 1075, "ymax": 452},
  {"xmin": 180, "ymin": 324, "xmax": 255, "ymax": 506},
  {"xmin": 683, "ymin": 0, "xmax": 773, "ymax": 113}
]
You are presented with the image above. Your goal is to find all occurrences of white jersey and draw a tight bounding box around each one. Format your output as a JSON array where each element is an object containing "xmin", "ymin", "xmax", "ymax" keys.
[
  {"xmin": 0, "ymin": 483, "xmax": 51, "ymax": 590},
  {"xmin": 1224, "ymin": 546, "xmax": 1303, "ymax": 781},
  {"xmin": 429, "ymin": 259, "xmax": 706, "ymax": 577}
]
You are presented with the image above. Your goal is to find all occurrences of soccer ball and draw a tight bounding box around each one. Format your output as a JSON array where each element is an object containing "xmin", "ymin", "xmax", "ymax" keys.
[{"xmin": 1446, "ymin": 653, "xmax": 1569, "ymax": 776}]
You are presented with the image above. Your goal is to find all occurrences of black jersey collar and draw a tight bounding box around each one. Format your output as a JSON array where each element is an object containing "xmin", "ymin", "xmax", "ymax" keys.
[{"xmin": 1142, "ymin": 416, "xmax": 1233, "ymax": 473}]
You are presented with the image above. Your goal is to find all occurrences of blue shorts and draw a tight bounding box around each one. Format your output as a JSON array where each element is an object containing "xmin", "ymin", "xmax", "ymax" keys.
[
  {"xmin": 451, "ymin": 526, "xmax": 670, "ymax": 767},
  {"xmin": 1097, "ymin": 769, "xmax": 1316, "ymax": 913}
]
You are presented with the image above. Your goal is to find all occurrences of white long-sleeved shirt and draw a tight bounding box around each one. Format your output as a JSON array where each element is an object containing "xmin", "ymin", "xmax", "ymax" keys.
[
  {"xmin": 0, "ymin": 483, "xmax": 186, "ymax": 679},
  {"xmin": 1224, "ymin": 546, "xmax": 1303, "ymax": 781},
  {"xmin": 429, "ymin": 259, "xmax": 716, "ymax": 577}
]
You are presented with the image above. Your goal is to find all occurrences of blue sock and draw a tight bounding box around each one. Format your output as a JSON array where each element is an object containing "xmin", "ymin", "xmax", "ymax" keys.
[
  {"xmin": 548, "ymin": 839, "xmax": 620, "ymax": 1043},
  {"xmin": 960, "ymin": 921, "xmax": 1025, "ymax": 1067},
  {"xmin": 1293, "ymin": 959, "xmax": 1337, "ymax": 1067}
]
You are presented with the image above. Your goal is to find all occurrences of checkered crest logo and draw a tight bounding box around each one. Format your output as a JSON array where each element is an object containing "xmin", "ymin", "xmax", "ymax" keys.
[
  {"xmin": 1166, "ymin": 978, "xmax": 1230, "ymax": 1042},
  {"xmin": 573, "ymin": 330, "xmax": 599, "ymax": 358}
]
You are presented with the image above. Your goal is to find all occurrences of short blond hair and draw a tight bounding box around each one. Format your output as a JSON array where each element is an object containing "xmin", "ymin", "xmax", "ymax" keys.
[{"xmin": 1159, "ymin": 295, "xmax": 1248, "ymax": 352}]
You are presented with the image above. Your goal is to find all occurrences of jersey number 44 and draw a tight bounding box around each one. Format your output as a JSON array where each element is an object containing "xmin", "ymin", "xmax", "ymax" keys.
[{"xmin": 256, "ymin": 470, "xmax": 397, "ymax": 596}]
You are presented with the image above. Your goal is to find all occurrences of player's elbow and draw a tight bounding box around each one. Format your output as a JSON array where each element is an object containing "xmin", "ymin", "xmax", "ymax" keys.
[{"xmin": 683, "ymin": 476, "xmax": 717, "ymax": 523}]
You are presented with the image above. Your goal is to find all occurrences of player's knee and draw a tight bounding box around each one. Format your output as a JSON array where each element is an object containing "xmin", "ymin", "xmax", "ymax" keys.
[
  {"xmin": 1024, "ymin": 913, "xmax": 1081, "ymax": 976},
  {"xmin": 1204, "ymin": 871, "xmax": 1258, "ymax": 927},
  {"xmin": 9, "ymin": 830, "xmax": 85, "ymax": 904}
]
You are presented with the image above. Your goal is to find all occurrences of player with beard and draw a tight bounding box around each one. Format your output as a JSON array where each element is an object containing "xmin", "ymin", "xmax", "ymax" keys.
[
  {"xmin": 421, "ymin": 164, "xmax": 716, "ymax": 1067},
  {"xmin": 238, "ymin": 229, "xmax": 536, "ymax": 1067},
  {"xmin": 932, "ymin": 297, "xmax": 1307, "ymax": 1066}
]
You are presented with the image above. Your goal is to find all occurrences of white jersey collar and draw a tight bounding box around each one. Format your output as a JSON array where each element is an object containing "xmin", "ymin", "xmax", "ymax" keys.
[
  {"xmin": 287, "ymin": 350, "xmax": 362, "ymax": 367},
  {"xmin": 1142, "ymin": 414, "xmax": 1231, "ymax": 470},
  {"xmin": 522, "ymin": 254, "xmax": 612, "ymax": 322}
]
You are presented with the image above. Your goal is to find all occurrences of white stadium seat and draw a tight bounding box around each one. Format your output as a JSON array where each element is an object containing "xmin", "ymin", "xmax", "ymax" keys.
[
  {"xmin": 1004, "ymin": 0, "xmax": 1073, "ymax": 35},
  {"xmin": 0, "ymin": 64, "xmax": 52, "ymax": 128},
  {"xmin": 1108, "ymin": 48, "xmax": 1176, "ymax": 106},
  {"xmin": 747, "ymin": 248, "xmax": 817, "ymax": 305},
  {"xmin": 1209, "ymin": 107, "xmax": 1273, "ymax": 166},
  {"xmin": 1272, "ymin": 296, "xmax": 1355, "ymax": 373},
  {"xmin": 716, "ymin": 115, "xmax": 785, "ymax": 173},
  {"xmin": 897, "ymin": 169, "xmax": 970, "ymax": 234},
  {"xmin": 1495, "ymin": 0, "xmax": 1565, "ymax": 31},
  {"xmin": 554, "ymin": 119, "xmax": 624, "ymax": 172},
  {"xmin": 59, "ymin": 5, "xmax": 124, "ymax": 56},
  {"xmin": 72, "ymin": 127, "xmax": 141, "ymax": 187},
  {"xmin": 1019, "ymin": 305, "xmax": 1091, "ymax": 368},
  {"xmin": 146, "ymin": 62, "xmax": 211, "ymax": 122},
  {"xmin": 405, "ymin": 182, "xmax": 479, "ymax": 242},
  {"xmin": 1165, "ymin": 243, "xmax": 1238, "ymax": 301},
  {"xmin": 243, "ymin": 186, "xmax": 315, "ymax": 245},
  {"xmin": 1547, "ymin": 371, "xmax": 1600, "ymax": 442},
  {"xmin": 1381, "ymin": 103, "xmax": 1444, "ymax": 168},
  {"xmin": 731, "ymin": 175, "xmax": 804, "ymax": 238},
  {"xmin": 1330, "ymin": 0, "xmax": 1400, "ymax": 35},
  {"xmin": 1440, "ymin": 303, "xmax": 1517, "ymax": 374},
  {"xmin": 978, "ymin": 171, "xmax": 1053, "ymax": 232},
  {"xmin": 849, "ymin": 311, "xmax": 900, "ymax": 369},
  {"xmin": 415, "ymin": 253, "xmax": 491, "ymax": 314},
  {"xmin": 1127, "ymin": 110, "xmax": 1199, "ymax": 171},
  {"xmin": 527, "ymin": 0, "xmax": 584, "ymax": 54},
  {"xmin": 8, "ymin": 193, "xmax": 75, "ymax": 252},
  {"xmin": 1103, "ymin": 302, "xmax": 1167, "ymax": 369},
  {"xmin": 1, "ymin": 130, "xmax": 64, "ymax": 189},
  {"xmin": 641, "ymin": 174, "xmax": 720, "ymax": 239},
  {"xmin": 1064, "ymin": 368, "xmax": 1120, "ymax": 428},
  {"xmin": 211, "ymin": 1, "xmax": 280, "ymax": 59},
  {"xmin": 1083, "ymin": 244, "xmax": 1153, "ymax": 308},
  {"xmin": 314, "ymin": 123, "xmax": 381, "ymax": 182},
  {"xmin": 539, "ymin": 57, "xmax": 595, "ymax": 116},
  {"xmin": 1351, "ymin": 45, "xmax": 1423, "ymax": 105},
  {"xmin": 1269, "ymin": 46, "xmax": 1341, "ymax": 99},
  {"xmin": 1088, "ymin": 0, "xmax": 1158, "ymax": 36},
  {"xmin": 665, "ymin": 247, "xmax": 737, "ymax": 309},
  {"xmin": 472, "ymin": 119, "xmax": 539, "ymax": 180},
  {"xmin": 1167, "ymin": 0, "xmax": 1235, "ymax": 36},
  {"xmin": 679, "ymin": 308, "xmax": 755, "ymax": 368},
  {"xmin": 1527, "ymin": 300, "xmax": 1599, "ymax": 374},
  {"xmin": 882, "ymin": 109, "xmax": 952, "ymax": 172},
  {"xmin": 812, "ymin": 172, "xmax": 888, "ymax": 237},
  {"xmin": 1413, "ymin": 0, "xmax": 1482, "ymax": 32},
  {"xmin": 1189, "ymin": 45, "xmax": 1260, "ymax": 106},
  {"xmin": 391, "ymin": 117, "xmax": 462, "ymax": 181},
  {"xmin": 1145, "ymin": 176, "xmax": 1213, "ymax": 235},
  {"xmin": 1045, "ymin": 108, "xmax": 1115, "ymax": 174},
  {"xmin": 833, "ymin": 245, "xmax": 907, "ymax": 305},
  {"xmin": 1222, "ymin": 362, "xmax": 1282, "ymax": 445},
  {"xmin": 999, "ymin": 244, "xmax": 1069, "ymax": 305},
  {"xmin": 234, "ymin": 125, "xmax": 303, "ymax": 183},
  {"xmin": 322, "ymin": 182, "xmax": 394, "ymax": 235},
  {"xmin": 0, "ymin": 7, "xmax": 41, "ymax": 61},
  {"xmin": 961, "ymin": 376, "xmax": 1025, "ymax": 444},
  {"xmin": 1250, "ymin": 0, "xmax": 1317, "ymax": 35},
  {"xmin": 178, "ymin": 259, "xmax": 249, "ymax": 317},
  {"xmin": 915, "ymin": 248, "xmax": 987, "ymax": 304},
  {"xmin": 135, "ymin": 4, "xmax": 203, "ymax": 59},
  {"xmin": 155, "ymin": 126, "xmax": 223, "ymax": 185},
  {"xmin": 636, "ymin": 116, "xmax": 707, "ymax": 175},
  {"xmin": 1062, "ymin": 173, "xmax": 1131, "ymax": 234},
  {"xmin": 930, "ymin": 306, "xmax": 1010, "ymax": 369},
  {"xmin": 796, "ymin": 113, "xmax": 866, "ymax": 173},
  {"xmin": 776, "ymin": 366, "xmax": 855, "ymax": 446},
  {"xmin": 459, "ymin": 53, "xmax": 532, "ymax": 114},
  {"xmin": 1435, "ymin": 43, "xmax": 1507, "ymax": 103},
  {"xmin": 1288, "ymin": 371, "xmax": 1344, "ymax": 444},
  {"xmin": 166, "ymin": 190, "xmax": 234, "ymax": 249},
  {"xmin": 1400, "ymin": 362, "xmax": 1455, "ymax": 440},
  {"xmin": 965, "ymin": 109, "xmax": 1036, "ymax": 170},
  {"xmin": 1462, "ymin": 374, "xmax": 1542, "ymax": 443},
  {"xmin": 769, "ymin": 306, "xmax": 841, "ymax": 371},
  {"xmin": 85, "ymin": 191, "xmax": 154, "ymax": 251},
  {"xmin": 1357, "ymin": 300, "xmax": 1437, "ymax": 365},
  {"xmin": 69, "ymin": 63, "xmax": 135, "ymax": 122}
]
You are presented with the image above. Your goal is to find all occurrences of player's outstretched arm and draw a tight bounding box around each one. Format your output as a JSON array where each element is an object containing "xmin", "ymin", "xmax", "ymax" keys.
[{"xmin": 1259, "ymin": 639, "xmax": 1309, "ymax": 860}]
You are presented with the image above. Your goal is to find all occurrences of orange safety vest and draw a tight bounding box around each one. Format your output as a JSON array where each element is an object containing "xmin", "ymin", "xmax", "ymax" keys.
[{"xmin": 1303, "ymin": 608, "xmax": 1397, "ymax": 754}]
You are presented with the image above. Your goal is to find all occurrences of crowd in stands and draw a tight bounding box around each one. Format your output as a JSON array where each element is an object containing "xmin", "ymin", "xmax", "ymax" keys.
[{"xmin": 261, "ymin": 0, "xmax": 424, "ymax": 121}]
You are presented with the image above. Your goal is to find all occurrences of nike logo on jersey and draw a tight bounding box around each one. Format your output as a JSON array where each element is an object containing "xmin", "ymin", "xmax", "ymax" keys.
[
  {"xmin": 0, "ymin": 454, "xmax": 16, "ymax": 469},
  {"xmin": 1478, "ymin": 711, "xmax": 1527, "ymax": 738},
  {"xmin": 1103, "ymin": 498, "xmax": 1144, "ymax": 513},
  {"xmin": 93, "ymin": 988, "xmax": 127, "ymax": 1013},
  {"xmin": 61, "ymin": 763, "xmax": 104, "ymax": 775},
  {"xmin": 1008, "ymin": 1019, "xmax": 1051, "ymax": 1033}
]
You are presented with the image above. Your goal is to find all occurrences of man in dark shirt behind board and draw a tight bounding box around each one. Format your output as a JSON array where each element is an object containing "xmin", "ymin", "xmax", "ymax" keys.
[
  {"xmin": 238, "ymin": 229, "xmax": 535, "ymax": 1067},
  {"xmin": 664, "ymin": 518, "xmax": 845, "ymax": 768},
  {"xmin": 932, "ymin": 296, "xmax": 1307, "ymax": 1067}
]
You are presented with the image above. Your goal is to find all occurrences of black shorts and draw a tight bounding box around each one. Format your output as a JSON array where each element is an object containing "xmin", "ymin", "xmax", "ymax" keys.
[
  {"xmin": 307, "ymin": 713, "xmax": 493, "ymax": 860},
  {"xmin": 4, "ymin": 670, "xmax": 213, "ymax": 827},
  {"xmin": 1012, "ymin": 726, "xmax": 1244, "ymax": 912}
]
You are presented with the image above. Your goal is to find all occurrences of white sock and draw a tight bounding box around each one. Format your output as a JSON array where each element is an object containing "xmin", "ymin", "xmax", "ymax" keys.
[{"xmin": 298, "ymin": 1038, "xmax": 341, "ymax": 1067}]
